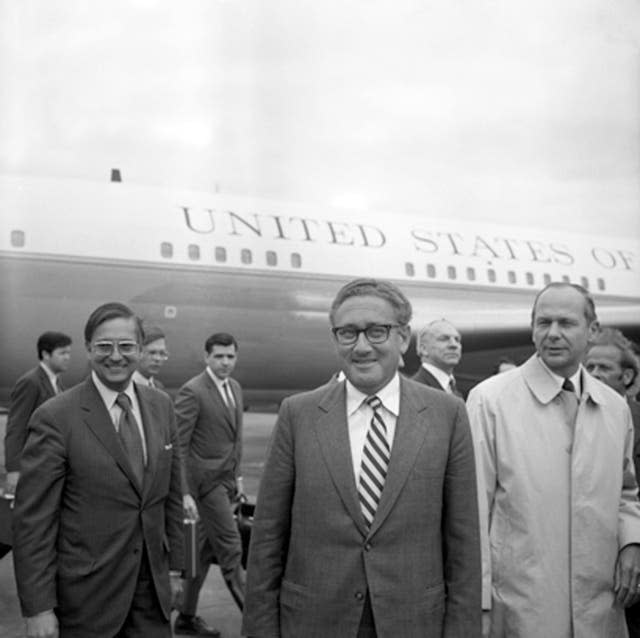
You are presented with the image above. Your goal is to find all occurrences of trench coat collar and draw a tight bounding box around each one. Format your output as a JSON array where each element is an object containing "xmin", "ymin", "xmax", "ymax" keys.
[{"xmin": 522, "ymin": 355, "xmax": 606, "ymax": 406}]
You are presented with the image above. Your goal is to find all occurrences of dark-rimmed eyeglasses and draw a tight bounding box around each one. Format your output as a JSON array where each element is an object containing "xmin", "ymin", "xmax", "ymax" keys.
[
  {"xmin": 91, "ymin": 340, "xmax": 139, "ymax": 356},
  {"xmin": 332, "ymin": 324, "xmax": 402, "ymax": 346}
]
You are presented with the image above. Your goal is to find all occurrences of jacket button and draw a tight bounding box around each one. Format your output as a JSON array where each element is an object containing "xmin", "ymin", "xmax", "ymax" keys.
[
  {"xmin": 364, "ymin": 543, "xmax": 371, "ymax": 551},
  {"xmin": 355, "ymin": 591, "xmax": 364, "ymax": 601}
]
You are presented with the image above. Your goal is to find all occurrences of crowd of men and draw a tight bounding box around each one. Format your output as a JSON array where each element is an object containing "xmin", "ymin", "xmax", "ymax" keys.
[{"xmin": 3, "ymin": 278, "xmax": 640, "ymax": 638}]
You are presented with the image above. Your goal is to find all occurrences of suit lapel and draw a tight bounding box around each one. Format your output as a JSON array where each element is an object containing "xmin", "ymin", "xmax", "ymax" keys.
[
  {"xmin": 80, "ymin": 378, "xmax": 143, "ymax": 498},
  {"xmin": 203, "ymin": 372, "xmax": 236, "ymax": 431},
  {"xmin": 38, "ymin": 366, "xmax": 56, "ymax": 398},
  {"xmin": 315, "ymin": 382, "xmax": 368, "ymax": 537},
  {"xmin": 368, "ymin": 378, "xmax": 429, "ymax": 536},
  {"xmin": 137, "ymin": 386, "xmax": 159, "ymax": 498}
]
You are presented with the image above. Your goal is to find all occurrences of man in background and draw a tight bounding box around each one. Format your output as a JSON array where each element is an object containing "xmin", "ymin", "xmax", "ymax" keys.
[
  {"xmin": 4, "ymin": 331, "xmax": 72, "ymax": 496},
  {"xmin": 175, "ymin": 332, "xmax": 245, "ymax": 637},
  {"xmin": 133, "ymin": 325, "xmax": 169, "ymax": 390},
  {"xmin": 12, "ymin": 302, "xmax": 184, "ymax": 637},
  {"xmin": 585, "ymin": 326, "xmax": 640, "ymax": 637},
  {"xmin": 412, "ymin": 319, "xmax": 463, "ymax": 397}
]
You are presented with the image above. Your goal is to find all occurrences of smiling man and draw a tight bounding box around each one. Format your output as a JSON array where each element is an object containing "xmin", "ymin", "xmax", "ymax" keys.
[
  {"xmin": 12, "ymin": 302, "xmax": 185, "ymax": 638},
  {"xmin": 467, "ymin": 283, "xmax": 640, "ymax": 638},
  {"xmin": 243, "ymin": 278, "xmax": 481, "ymax": 638},
  {"xmin": 412, "ymin": 319, "xmax": 463, "ymax": 397}
]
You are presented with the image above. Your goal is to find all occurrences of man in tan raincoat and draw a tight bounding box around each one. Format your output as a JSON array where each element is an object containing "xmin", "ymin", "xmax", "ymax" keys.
[{"xmin": 467, "ymin": 282, "xmax": 640, "ymax": 638}]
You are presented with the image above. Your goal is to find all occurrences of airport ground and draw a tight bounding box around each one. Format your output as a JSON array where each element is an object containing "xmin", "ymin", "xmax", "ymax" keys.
[{"xmin": 0, "ymin": 411, "xmax": 277, "ymax": 638}]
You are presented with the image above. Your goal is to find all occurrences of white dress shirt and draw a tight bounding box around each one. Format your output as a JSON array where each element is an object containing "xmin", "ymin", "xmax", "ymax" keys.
[
  {"xmin": 421, "ymin": 362, "xmax": 455, "ymax": 393},
  {"xmin": 345, "ymin": 373, "xmax": 400, "ymax": 484},
  {"xmin": 40, "ymin": 362, "xmax": 60, "ymax": 394},
  {"xmin": 91, "ymin": 371, "xmax": 148, "ymax": 463},
  {"xmin": 206, "ymin": 367, "xmax": 235, "ymax": 407}
]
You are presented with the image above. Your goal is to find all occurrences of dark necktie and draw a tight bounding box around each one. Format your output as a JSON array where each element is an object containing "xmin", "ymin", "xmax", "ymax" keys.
[
  {"xmin": 358, "ymin": 396, "xmax": 391, "ymax": 529},
  {"xmin": 449, "ymin": 376, "xmax": 460, "ymax": 397},
  {"xmin": 562, "ymin": 378, "xmax": 575, "ymax": 392},
  {"xmin": 115, "ymin": 393, "xmax": 145, "ymax": 486},
  {"xmin": 561, "ymin": 378, "xmax": 579, "ymax": 433}
]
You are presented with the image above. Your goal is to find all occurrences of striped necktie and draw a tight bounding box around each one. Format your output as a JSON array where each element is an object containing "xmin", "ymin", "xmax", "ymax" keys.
[
  {"xmin": 222, "ymin": 380, "xmax": 237, "ymax": 426},
  {"xmin": 115, "ymin": 393, "xmax": 145, "ymax": 486},
  {"xmin": 358, "ymin": 396, "xmax": 391, "ymax": 529}
]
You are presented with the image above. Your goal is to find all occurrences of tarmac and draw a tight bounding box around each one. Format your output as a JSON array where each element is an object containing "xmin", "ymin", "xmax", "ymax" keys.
[{"xmin": 0, "ymin": 411, "xmax": 277, "ymax": 638}]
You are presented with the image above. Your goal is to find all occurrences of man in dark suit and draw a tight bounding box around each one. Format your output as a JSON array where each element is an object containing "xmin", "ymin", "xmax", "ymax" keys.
[
  {"xmin": 12, "ymin": 302, "xmax": 185, "ymax": 638},
  {"xmin": 412, "ymin": 319, "xmax": 463, "ymax": 397},
  {"xmin": 4, "ymin": 331, "xmax": 72, "ymax": 497},
  {"xmin": 174, "ymin": 332, "xmax": 245, "ymax": 637},
  {"xmin": 243, "ymin": 278, "xmax": 481, "ymax": 638},
  {"xmin": 133, "ymin": 324, "xmax": 169, "ymax": 390},
  {"xmin": 585, "ymin": 327, "xmax": 640, "ymax": 638}
]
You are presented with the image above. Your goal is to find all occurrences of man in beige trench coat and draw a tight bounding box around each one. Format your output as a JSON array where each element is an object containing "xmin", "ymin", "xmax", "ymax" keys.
[{"xmin": 467, "ymin": 282, "xmax": 640, "ymax": 638}]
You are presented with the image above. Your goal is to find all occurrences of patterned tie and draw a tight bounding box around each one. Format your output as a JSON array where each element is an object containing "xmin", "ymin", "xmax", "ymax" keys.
[
  {"xmin": 115, "ymin": 393, "xmax": 145, "ymax": 486},
  {"xmin": 358, "ymin": 396, "xmax": 391, "ymax": 529},
  {"xmin": 448, "ymin": 377, "xmax": 459, "ymax": 396},
  {"xmin": 222, "ymin": 381, "xmax": 236, "ymax": 426}
]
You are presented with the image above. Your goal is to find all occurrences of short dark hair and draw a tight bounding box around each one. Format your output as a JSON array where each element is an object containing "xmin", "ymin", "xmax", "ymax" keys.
[
  {"xmin": 329, "ymin": 278, "xmax": 412, "ymax": 326},
  {"xmin": 37, "ymin": 331, "xmax": 72, "ymax": 360},
  {"xmin": 587, "ymin": 327, "xmax": 639, "ymax": 389},
  {"xmin": 205, "ymin": 332, "xmax": 238, "ymax": 354},
  {"xmin": 531, "ymin": 282, "xmax": 597, "ymax": 325},
  {"xmin": 84, "ymin": 302, "xmax": 143, "ymax": 343},
  {"xmin": 141, "ymin": 324, "xmax": 165, "ymax": 346}
]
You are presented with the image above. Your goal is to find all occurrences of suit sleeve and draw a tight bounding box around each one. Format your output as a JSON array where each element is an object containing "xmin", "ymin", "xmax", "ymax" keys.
[
  {"xmin": 235, "ymin": 383, "xmax": 244, "ymax": 481},
  {"xmin": 174, "ymin": 384, "xmax": 199, "ymax": 466},
  {"xmin": 12, "ymin": 404, "xmax": 67, "ymax": 616},
  {"xmin": 4, "ymin": 375, "xmax": 41, "ymax": 471},
  {"xmin": 165, "ymin": 403, "xmax": 186, "ymax": 570},
  {"xmin": 242, "ymin": 398, "xmax": 295, "ymax": 638},
  {"xmin": 442, "ymin": 401, "xmax": 483, "ymax": 638},
  {"xmin": 618, "ymin": 405, "xmax": 640, "ymax": 548}
]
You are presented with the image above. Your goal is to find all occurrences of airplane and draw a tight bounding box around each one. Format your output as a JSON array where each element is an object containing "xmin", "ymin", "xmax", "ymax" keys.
[{"xmin": 1, "ymin": 172, "xmax": 639, "ymax": 406}]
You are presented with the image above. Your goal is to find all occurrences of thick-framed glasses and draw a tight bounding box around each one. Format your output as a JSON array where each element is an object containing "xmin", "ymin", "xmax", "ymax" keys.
[
  {"xmin": 332, "ymin": 324, "xmax": 402, "ymax": 346},
  {"xmin": 91, "ymin": 340, "xmax": 139, "ymax": 356}
]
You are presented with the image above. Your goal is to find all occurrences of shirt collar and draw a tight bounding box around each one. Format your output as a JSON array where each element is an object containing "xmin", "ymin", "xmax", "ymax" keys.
[
  {"xmin": 206, "ymin": 366, "xmax": 228, "ymax": 390},
  {"xmin": 39, "ymin": 362, "xmax": 58, "ymax": 389},
  {"xmin": 421, "ymin": 362, "xmax": 452, "ymax": 390},
  {"xmin": 346, "ymin": 372, "xmax": 401, "ymax": 417},
  {"xmin": 91, "ymin": 370, "xmax": 136, "ymax": 409},
  {"xmin": 536, "ymin": 356, "xmax": 583, "ymax": 396}
]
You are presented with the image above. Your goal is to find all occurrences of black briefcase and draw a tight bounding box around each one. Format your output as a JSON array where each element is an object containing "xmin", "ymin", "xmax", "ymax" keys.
[
  {"xmin": 234, "ymin": 500, "xmax": 255, "ymax": 569},
  {"xmin": 0, "ymin": 494, "xmax": 14, "ymax": 547}
]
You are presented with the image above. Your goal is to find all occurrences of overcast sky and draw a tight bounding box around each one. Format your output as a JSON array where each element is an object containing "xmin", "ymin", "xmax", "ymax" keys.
[{"xmin": 1, "ymin": 0, "xmax": 639, "ymax": 236}]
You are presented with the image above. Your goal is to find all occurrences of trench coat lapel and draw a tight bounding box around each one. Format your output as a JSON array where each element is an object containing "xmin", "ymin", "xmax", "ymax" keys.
[
  {"xmin": 81, "ymin": 378, "xmax": 143, "ymax": 498},
  {"xmin": 315, "ymin": 382, "xmax": 368, "ymax": 537},
  {"xmin": 368, "ymin": 378, "xmax": 429, "ymax": 537}
]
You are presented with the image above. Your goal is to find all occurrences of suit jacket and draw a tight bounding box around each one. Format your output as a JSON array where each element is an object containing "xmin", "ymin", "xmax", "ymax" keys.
[
  {"xmin": 12, "ymin": 378, "xmax": 185, "ymax": 638},
  {"xmin": 4, "ymin": 365, "xmax": 60, "ymax": 471},
  {"xmin": 242, "ymin": 377, "xmax": 481, "ymax": 638},
  {"xmin": 175, "ymin": 371, "xmax": 243, "ymax": 497},
  {"xmin": 630, "ymin": 398, "xmax": 640, "ymax": 488}
]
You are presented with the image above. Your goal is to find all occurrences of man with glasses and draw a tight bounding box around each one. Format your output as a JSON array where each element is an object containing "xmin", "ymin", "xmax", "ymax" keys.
[
  {"xmin": 134, "ymin": 324, "xmax": 169, "ymax": 390},
  {"xmin": 243, "ymin": 278, "xmax": 481, "ymax": 638},
  {"xmin": 12, "ymin": 302, "xmax": 185, "ymax": 638}
]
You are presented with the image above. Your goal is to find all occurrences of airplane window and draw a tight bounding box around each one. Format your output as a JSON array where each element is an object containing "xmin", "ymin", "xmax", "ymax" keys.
[
  {"xmin": 266, "ymin": 250, "xmax": 277, "ymax": 266},
  {"xmin": 160, "ymin": 242, "xmax": 173, "ymax": 259},
  {"xmin": 405, "ymin": 262, "xmax": 415, "ymax": 277},
  {"xmin": 466, "ymin": 267, "xmax": 476, "ymax": 281},
  {"xmin": 525, "ymin": 272, "xmax": 534, "ymax": 285},
  {"xmin": 487, "ymin": 268, "xmax": 496, "ymax": 283},
  {"xmin": 215, "ymin": 246, "xmax": 227, "ymax": 262},
  {"xmin": 188, "ymin": 244, "xmax": 200, "ymax": 261},
  {"xmin": 241, "ymin": 249, "xmax": 253, "ymax": 265},
  {"xmin": 597, "ymin": 278, "xmax": 605, "ymax": 291},
  {"xmin": 507, "ymin": 271, "xmax": 516, "ymax": 284},
  {"xmin": 580, "ymin": 276, "xmax": 589, "ymax": 289},
  {"xmin": 10, "ymin": 230, "xmax": 25, "ymax": 247},
  {"xmin": 562, "ymin": 275, "xmax": 570, "ymax": 283},
  {"xmin": 543, "ymin": 273, "xmax": 552, "ymax": 285},
  {"xmin": 447, "ymin": 266, "xmax": 456, "ymax": 280},
  {"xmin": 291, "ymin": 253, "xmax": 302, "ymax": 268},
  {"xmin": 426, "ymin": 264, "xmax": 436, "ymax": 278}
]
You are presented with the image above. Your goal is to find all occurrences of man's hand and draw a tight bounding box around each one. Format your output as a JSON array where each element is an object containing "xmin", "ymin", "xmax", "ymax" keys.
[
  {"xmin": 182, "ymin": 494, "xmax": 199, "ymax": 521},
  {"xmin": 614, "ymin": 544, "xmax": 640, "ymax": 607},
  {"xmin": 4, "ymin": 471, "xmax": 20, "ymax": 496},
  {"xmin": 170, "ymin": 572, "xmax": 184, "ymax": 610},
  {"xmin": 25, "ymin": 610, "xmax": 58, "ymax": 638},
  {"xmin": 236, "ymin": 476, "xmax": 246, "ymax": 502}
]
